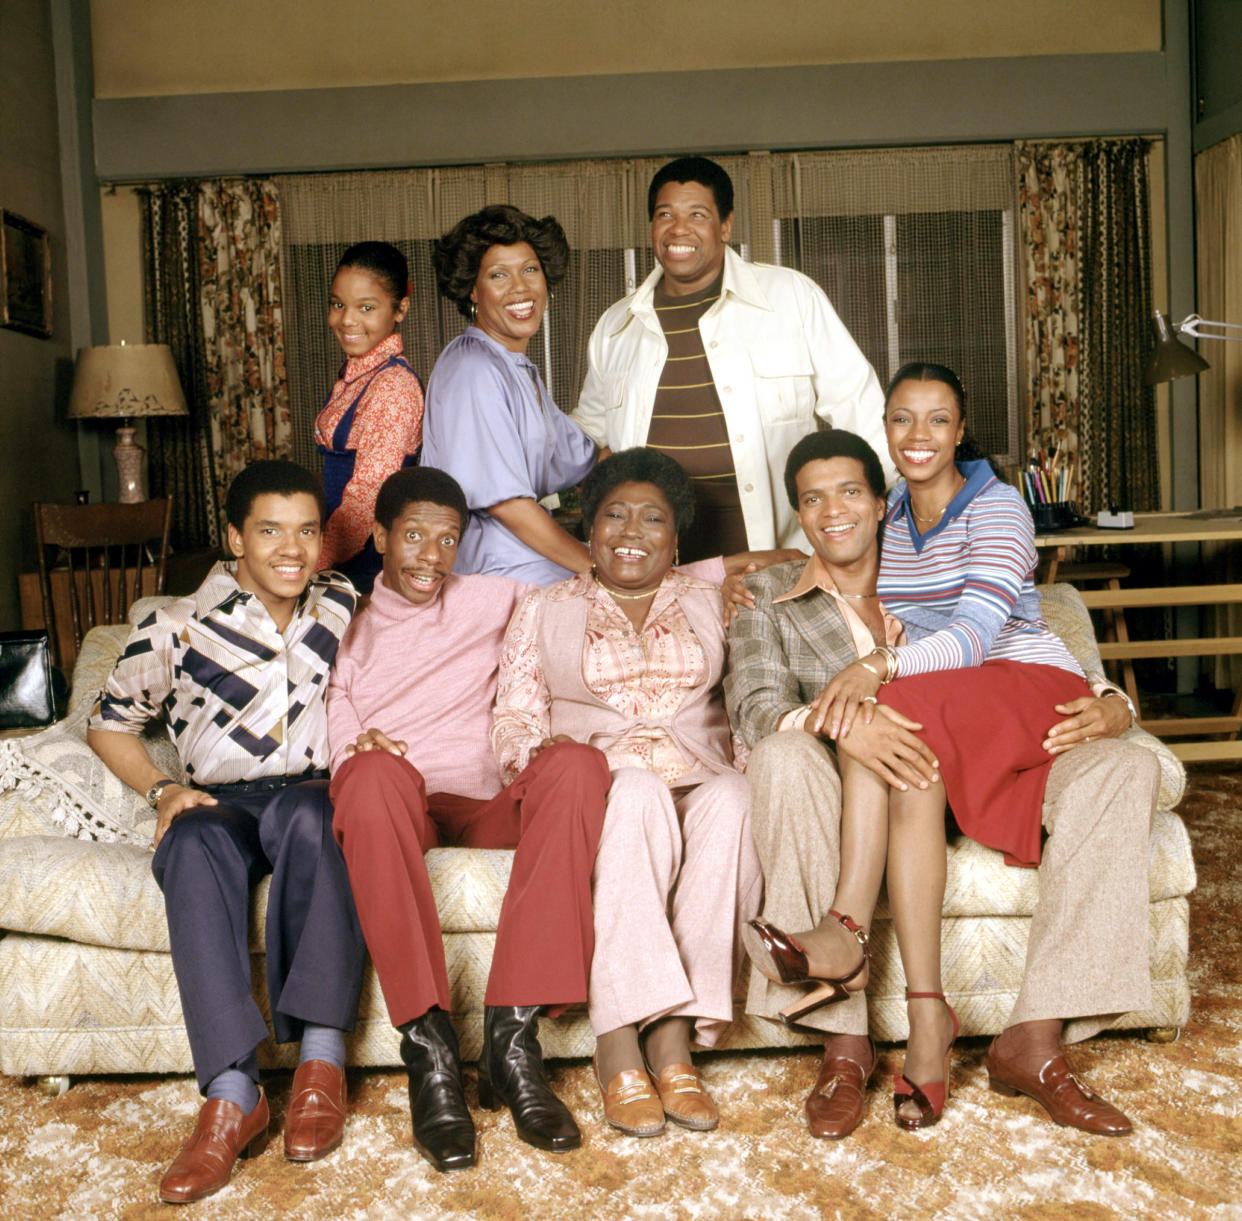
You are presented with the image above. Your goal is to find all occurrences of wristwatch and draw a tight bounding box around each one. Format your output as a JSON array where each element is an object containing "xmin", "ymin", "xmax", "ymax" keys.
[{"xmin": 146, "ymin": 778, "xmax": 176, "ymax": 808}]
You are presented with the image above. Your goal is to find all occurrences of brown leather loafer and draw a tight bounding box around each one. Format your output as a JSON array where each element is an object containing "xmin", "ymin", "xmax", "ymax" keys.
[
  {"xmin": 652, "ymin": 1062, "xmax": 718, "ymax": 1131},
  {"xmin": 985, "ymin": 1042, "xmax": 1133, "ymax": 1135},
  {"xmin": 284, "ymin": 1059, "xmax": 347, "ymax": 1161},
  {"xmin": 594, "ymin": 1057, "xmax": 665, "ymax": 1137},
  {"xmin": 806, "ymin": 1034, "xmax": 876, "ymax": 1139},
  {"xmin": 159, "ymin": 1090, "xmax": 270, "ymax": 1203}
]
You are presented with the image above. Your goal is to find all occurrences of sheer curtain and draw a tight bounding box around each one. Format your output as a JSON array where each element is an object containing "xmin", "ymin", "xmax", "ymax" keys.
[
  {"xmin": 1195, "ymin": 134, "xmax": 1242, "ymax": 688},
  {"xmin": 1196, "ymin": 134, "xmax": 1242, "ymax": 513},
  {"xmin": 277, "ymin": 147, "xmax": 1022, "ymax": 470}
]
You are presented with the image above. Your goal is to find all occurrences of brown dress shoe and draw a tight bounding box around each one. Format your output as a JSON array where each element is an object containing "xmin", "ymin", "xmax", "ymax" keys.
[
  {"xmin": 651, "ymin": 1062, "xmax": 718, "ymax": 1131},
  {"xmin": 159, "ymin": 1090, "xmax": 270, "ymax": 1203},
  {"xmin": 985, "ymin": 1041, "xmax": 1133, "ymax": 1134},
  {"xmin": 284, "ymin": 1060, "xmax": 347, "ymax": 1161},
  {"xmin": 806, "ymin": 1035, "xmax": 876, "ymax": 1139},
  {"xmin": 594, "ymin": 1057, "xmax": 665, "ymax": 1137}
]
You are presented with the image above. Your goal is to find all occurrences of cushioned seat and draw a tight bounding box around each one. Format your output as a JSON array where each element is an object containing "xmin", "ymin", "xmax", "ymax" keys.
[{"xmin": 0, "ymin": 584, "xmax": 1194, "ymax": 1081}]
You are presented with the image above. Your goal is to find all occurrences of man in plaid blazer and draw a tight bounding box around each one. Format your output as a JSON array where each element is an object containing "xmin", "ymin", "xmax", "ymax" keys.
[{"xmin": 725, "ymin": 429, "xmax": 1156, "ymax": 1141}]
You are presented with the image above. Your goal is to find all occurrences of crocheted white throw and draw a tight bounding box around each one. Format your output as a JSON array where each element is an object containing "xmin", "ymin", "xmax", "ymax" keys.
[{"xmin": 0, "ymin": 700, "xmax": 170, "ymax": 846}]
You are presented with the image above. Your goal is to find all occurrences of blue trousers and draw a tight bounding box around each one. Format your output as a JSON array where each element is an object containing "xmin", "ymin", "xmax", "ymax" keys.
[{"xmin": 151, "ymin": 778, "xmax": 365, "ymax": 1092}]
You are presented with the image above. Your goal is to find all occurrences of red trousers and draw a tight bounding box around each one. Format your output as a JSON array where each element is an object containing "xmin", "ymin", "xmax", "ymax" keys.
[{"xmin": 331, "ymin": 741, "xmax": 610, "ymax": 1027}]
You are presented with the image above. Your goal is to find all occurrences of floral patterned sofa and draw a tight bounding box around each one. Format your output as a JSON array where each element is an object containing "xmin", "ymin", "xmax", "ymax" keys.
[{"xmin": 0, "ymin": 585, "xmax": 1193, "ymax": 1089}]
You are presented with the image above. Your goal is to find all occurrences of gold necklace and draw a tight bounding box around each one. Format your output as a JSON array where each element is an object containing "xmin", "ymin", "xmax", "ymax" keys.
[
  {"xmin": 592, "ymin": 570, "xmax": 660, "ymax": 601},
  {"xmin": 837, "ymin": 590, "xmax": 879, "ymax": 600},
  {"xmin": 911, "ymin": 474, "xmax": 965, "ymax": 525}
]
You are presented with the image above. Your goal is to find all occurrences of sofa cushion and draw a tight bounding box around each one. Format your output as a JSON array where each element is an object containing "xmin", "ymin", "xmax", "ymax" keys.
[{"xmin": 0, "ymin": 809, "xmax": 1195, "ymax": 954}]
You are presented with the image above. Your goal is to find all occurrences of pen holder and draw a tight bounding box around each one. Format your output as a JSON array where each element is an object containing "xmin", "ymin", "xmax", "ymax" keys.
[{"xmin": 1029, "ymin": 500, "xmax": 1081, "ymax": 532}]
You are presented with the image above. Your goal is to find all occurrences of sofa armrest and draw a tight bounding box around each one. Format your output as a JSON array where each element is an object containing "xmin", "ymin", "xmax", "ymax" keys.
[{"xmin": 1039, "ymin": 581, "xmax": 1186, "ymax": 808}]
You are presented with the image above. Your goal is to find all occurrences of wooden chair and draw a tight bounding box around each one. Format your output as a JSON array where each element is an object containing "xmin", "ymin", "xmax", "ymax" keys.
[{"xmin": 33, "ymin": 499, "xmax": 173, "ymax": 669}]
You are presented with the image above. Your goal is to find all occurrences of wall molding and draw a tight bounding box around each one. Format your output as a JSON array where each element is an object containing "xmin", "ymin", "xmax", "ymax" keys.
[{"xmin": 94, "ymin": 53, "xmax": 1170, "ymax": 181}]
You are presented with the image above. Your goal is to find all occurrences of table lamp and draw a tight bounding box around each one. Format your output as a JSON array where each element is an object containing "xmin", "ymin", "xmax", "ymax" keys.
[
  {"xmin": 1143, "ymin": 310, "xmax": 1242, "ymax": 385},
  {"xmin": 67, "ymin": 343, "xmax": 189, "ymax": 503}
]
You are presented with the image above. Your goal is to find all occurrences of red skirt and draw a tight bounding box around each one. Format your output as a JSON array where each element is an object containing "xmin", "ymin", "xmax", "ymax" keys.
[{"xmin": 878, "ymin": 660, "xmax": 1092, "ymax": 867}]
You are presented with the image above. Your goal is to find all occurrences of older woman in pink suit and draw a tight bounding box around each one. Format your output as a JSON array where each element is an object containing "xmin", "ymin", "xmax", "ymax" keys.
[{"xmin": 492, "ymin": 448, "xmax": 761, "ymax": 1140}]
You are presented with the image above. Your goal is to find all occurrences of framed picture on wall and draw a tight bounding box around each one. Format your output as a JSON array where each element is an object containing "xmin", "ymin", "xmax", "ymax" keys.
[{"xmin": 1, "ymin": 210, "xmax": 52, "ymax": 339}]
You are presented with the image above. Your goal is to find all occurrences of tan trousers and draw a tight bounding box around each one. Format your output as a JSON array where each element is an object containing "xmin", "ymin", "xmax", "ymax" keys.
[
  {"xmin": 589, "ymin": 767, "xmax": 762, "ymax": 1048},
  {"xmin": 745, "ymin": 730, "xmax": 1158, "ymax": 1043}
]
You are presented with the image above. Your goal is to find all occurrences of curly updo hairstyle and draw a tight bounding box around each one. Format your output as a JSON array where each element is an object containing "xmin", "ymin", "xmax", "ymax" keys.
[
  {"xmin": 432, "ymin": 205, "xmax": 570, "ymax": 321},
  {"xmin": 580, "ymin": 447, "xmax": 697, "ymax": 537}
]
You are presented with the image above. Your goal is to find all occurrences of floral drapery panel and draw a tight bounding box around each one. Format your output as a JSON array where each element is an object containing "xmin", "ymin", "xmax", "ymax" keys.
[
  {"xmin": 198, "ymin": 180, "xmax": 291, "ymax": 524},
  {"xmin": 1017, "ymin": 139, "xmax": 1157, "ymax": 513},
  {"xmin": 138, "ymin": 184, "xmax": 219, "ymax": 549},
  {"xmin": 138, "ymin": 178, "xmax": 289, "ymax": 545}
]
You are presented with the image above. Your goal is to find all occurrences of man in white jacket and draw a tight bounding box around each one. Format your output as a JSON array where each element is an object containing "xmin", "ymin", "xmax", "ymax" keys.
[{"xmin": 573, "ymin": 155, "xmax": 892, "ymax": 561}]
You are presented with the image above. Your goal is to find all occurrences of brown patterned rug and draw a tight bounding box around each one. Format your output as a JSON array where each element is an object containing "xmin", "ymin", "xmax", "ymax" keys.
[{"xmin": 2, "ymin": 766, "xmax": 1240, "ymax": 1220}]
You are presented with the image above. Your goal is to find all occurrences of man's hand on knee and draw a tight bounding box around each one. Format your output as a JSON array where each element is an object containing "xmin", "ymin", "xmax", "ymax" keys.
[
  {"xmin": 834, "ymin": 706, "xmax": 939, "ymax": 791},
  {"xmin": 153, "ymin": 785, "xmax": 218, "ymax": 849},
  {"xmin": 1042, "ymin": 694, "xmax": 1131, "ymax": 755}
]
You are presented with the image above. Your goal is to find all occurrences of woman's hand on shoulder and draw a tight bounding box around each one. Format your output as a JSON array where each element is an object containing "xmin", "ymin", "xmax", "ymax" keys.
[
  {"xmin": 810, "ymin": 660, "xmax": 883, "ymax": 740},
  {"xmin": 718, "ymin": 549, "xmax": 806, "ymax": 627},
  {"xmin": 721, "ymin": 548, "xmax": 806, "ymax": 577}
]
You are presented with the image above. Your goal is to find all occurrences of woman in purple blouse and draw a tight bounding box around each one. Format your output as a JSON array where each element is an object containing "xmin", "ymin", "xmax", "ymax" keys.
[{"xmin": 423, "ymin": 206, "xmax": 599, "ymax": 586}]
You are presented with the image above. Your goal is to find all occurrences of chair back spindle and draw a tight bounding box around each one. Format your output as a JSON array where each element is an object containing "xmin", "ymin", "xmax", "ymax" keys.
[{"xmin": 32, "ymin": 498, "xmax": 174, "ymax": 669}]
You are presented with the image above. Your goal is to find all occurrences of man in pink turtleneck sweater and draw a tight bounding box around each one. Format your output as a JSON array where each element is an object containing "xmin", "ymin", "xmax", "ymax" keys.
[{"xmin": 327, "ymin": 467, "xmax": 609, "ymax": 1173}]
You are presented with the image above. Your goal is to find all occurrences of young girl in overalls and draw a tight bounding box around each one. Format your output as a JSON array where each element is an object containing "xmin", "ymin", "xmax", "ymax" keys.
[{"xmin": 315, "ymin": 241, "xmax": 424, "ymax": 593}]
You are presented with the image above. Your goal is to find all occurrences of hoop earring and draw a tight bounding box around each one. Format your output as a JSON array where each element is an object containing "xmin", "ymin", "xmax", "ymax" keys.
[{"xmin": 468, "ymin": 301, "xmax": 477, "ymax": 323}]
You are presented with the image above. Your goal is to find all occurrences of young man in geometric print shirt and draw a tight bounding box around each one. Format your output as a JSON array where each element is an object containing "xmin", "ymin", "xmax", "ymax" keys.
[{"xmin": 87, "ymin": 460, "xmax": 365, "ymax": 1204}]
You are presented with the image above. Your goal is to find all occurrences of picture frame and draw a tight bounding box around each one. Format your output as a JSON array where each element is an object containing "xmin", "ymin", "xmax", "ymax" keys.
[{"xmin": 1, "ymin": 210, "xmax": 52, "ymax": 339}]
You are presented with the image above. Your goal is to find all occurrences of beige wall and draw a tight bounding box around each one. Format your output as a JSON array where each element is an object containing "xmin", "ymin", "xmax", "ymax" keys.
[
  {"xmin": 100, "ymin": 187, "xmax": 143, "ymax": 345},
  {"xmin": 91, "ymin": 0, "xmax": 1162, "ymax": 97},
  {"xmin": 0, "ymin": 0, "xmax": 83, "ymax": 630}
]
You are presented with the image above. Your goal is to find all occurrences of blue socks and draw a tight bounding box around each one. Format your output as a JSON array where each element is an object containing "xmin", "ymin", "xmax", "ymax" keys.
[
  {"xmin": 203, "ymin": 1028, "xmax": 344, "ymax": 1113},
  {"xmin": 205, "ymin": 1068, "xmax": 260, "ymax": 1115},
  {"xmin": 299, "ymin": 1024, "xmax": 347, "ymax": 1070}
]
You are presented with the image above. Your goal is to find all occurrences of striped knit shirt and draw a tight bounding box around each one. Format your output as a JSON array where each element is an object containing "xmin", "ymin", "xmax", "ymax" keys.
[
  {"xmin": 645, "ymin": 273, "xmax": 747, "ymax": 559},
  {"xmin": 877, "ymin": 459, "xmax": 1082, "ymax": 678},
  {"xmin": 90, "ymin": 562, "xmax": 357, "ymax": 784}
]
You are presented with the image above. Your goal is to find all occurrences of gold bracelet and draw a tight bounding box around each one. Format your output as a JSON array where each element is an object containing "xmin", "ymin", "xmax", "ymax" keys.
[{"xmin": 857, "ymin": 656, "xmax": 886, "ymax": 682}]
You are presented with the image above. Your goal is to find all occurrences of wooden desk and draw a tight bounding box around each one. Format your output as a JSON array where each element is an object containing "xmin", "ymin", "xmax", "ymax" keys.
[
  {"xmin": 1036, "ymin": 512, "xmax": 1242, "ymax": 762},
  {"xmin": 1035, "ymin": 511, "xmax": 1242, "ymax": 579}
]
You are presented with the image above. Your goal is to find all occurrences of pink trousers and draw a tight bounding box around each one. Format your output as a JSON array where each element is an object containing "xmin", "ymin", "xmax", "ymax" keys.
[{"xmin": 588, "ymin": 767, "xmax": 762, "ymax": 1048}]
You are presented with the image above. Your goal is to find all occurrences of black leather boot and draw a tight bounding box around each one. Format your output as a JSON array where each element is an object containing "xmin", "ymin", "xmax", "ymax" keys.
[
  {"xmin": 399, "ymin": 1008, "xmax": 477, "ymax": 1172},
  {"xmin": 477, "ymin": 1005, "xmax": 581, "ymax": 1152}
]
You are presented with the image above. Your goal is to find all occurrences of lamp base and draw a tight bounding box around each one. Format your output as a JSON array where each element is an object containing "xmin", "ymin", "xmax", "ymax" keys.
[{"xmin": 114, "ymin": 425, "xmax": 147, "ymax": 503}]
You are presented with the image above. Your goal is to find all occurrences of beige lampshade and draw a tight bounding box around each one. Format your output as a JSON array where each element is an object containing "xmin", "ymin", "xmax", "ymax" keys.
[{"xmin": 67, "ymin": 343, "xmax": 189, "ymax": 420}]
